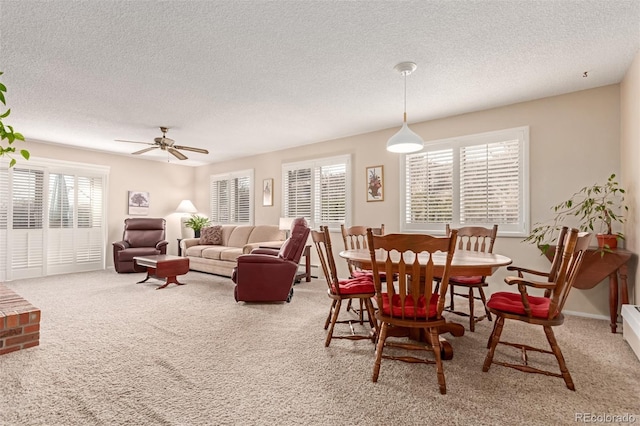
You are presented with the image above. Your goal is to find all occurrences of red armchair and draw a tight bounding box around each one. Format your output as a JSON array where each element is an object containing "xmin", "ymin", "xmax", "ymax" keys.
[
  {"xmin": 112, "ymin": 218, "xmax": 168, "ymax": 273},
  {"xmin": 232, "ymin": 218, "xmax": 310, "ymax": 303}
]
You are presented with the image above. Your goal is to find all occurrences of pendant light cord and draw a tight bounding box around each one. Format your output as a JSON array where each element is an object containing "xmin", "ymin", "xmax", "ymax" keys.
[{"xmin": 403, "ymin": 71, "xmax": 407, "ymax": 123}]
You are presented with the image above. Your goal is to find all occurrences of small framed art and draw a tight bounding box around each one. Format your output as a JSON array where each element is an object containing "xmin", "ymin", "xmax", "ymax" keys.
[
  {"xmin": 128, "ymin": 190, "xmax": 150, "ymax": 215},
  {"xmin": 263, "ymin": 178, "xmax": 274, "ymax": 206},
  {"xmin": 366, "ymin": 166, "xmax": 384, "ymax": 202}
]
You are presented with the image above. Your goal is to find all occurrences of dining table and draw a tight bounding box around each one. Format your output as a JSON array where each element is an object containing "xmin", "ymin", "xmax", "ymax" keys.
[{"xmin": 338, "ymin": 248, "xmax": 512, "ymax": 359}]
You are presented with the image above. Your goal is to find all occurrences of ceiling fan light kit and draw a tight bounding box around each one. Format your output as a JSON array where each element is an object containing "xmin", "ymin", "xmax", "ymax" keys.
[
  {"xmin": 386, "ymin": 61, "xmax": 425, "ymax": 154},
  {"xmin": 116, "ymin": 127, "xmax": 209, "ymax": 161}
]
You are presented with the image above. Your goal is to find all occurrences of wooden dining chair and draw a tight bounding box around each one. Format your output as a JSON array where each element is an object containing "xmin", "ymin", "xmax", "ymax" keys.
[
  {"xmin": 482, "ymin": 228, "xmax": 591, "ymax": 390},
  {"xmin": 366, "ymin": 228, "xmax": 458, "ymax": 394},
  {"xmin": 443, "ymin": 224, "xmax": 498, "ymax": 332},
  {"xmin": 311, "ymin": 226, "xmax": 377, "ymax": 347},
  {"xmin": 340, "ymin": 224, "xmax": 385, "ymax": 321}
]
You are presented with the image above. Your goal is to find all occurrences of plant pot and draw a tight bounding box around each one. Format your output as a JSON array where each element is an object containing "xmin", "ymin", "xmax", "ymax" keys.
[
  {"xmin": 596, "ymin": 233, "xmax": 618, "ymax": 249},
  {"xmin": 194, "ymin": 230, "xmax": 201, "ymax": 238}
]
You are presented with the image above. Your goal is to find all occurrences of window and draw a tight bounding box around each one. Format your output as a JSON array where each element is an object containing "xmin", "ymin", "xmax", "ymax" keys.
[
  {"xmin": 401, "ymin": 126, "xmax": 529, "ymax": 236},
  {"xmin": 282, "ymin": 155, "xmax": 351, "ymax": 230},
  {"xmin": 0, "ymin": 158, "xmax": 108, "ymax": 281},
  {"xmin": 210, "ymin": 169, "xmax": 254, "ymax": 225}
]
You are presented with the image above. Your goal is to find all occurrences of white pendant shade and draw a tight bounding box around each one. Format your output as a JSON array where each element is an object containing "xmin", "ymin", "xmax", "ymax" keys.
[
  {"xmin": 386, "ymin": 122, "xmax": 424, "ymax": 153},
  {"xmin": 387, "ymin": 61, "xmax": 424, "ymax": 154}
]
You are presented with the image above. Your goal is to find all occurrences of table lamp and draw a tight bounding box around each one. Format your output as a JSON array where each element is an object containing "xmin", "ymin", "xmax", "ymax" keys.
[
  {"xmin": 176, "ymin": 200, "xmax": 198, "ymax": 238},
  {"xmin": 279, "ymin": 217, "xmax": 294, "ymax": 239}
]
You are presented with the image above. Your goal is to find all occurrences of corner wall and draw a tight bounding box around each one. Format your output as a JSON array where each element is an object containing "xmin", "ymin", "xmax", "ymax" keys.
[{"xmin": 621, "ymin": 50, "xmax": 640, "ymax": 304}]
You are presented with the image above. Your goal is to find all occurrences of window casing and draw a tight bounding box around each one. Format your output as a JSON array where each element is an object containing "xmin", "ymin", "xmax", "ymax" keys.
[
  {"xmin": 401, "ymin": 126, "xmax": 529, "ymax": 236},
  {"xmin": 209, "ymin": 169, "xmax": 254, "ymax": 225},
  {"xmin": 282, "ymin": 154, "xmax": 351, "ymax": 231}
]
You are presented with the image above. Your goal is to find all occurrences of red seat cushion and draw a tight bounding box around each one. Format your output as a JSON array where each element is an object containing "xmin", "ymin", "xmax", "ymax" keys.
[
  {"xmin": 352, "ymin": 270, "xmax": 396, "ymax": 282},
  {"xmin": 487, "ymin": 291, "xmax": 552, "ymax": 319},
  {"xmin": 449, "ymin": 275, "xmax": 483, "ymax": 284},
  {"xmin": 381, "ymin": 293, "xmax": 439, "ymax": 319},
  {"xmin": 331, "ymin": 275, "xmax": 375, "ymax": 295}
]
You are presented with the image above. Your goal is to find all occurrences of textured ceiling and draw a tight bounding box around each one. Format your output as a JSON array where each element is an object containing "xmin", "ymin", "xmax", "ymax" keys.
[{"xmin": 1, "ymin": 1, "xmax": 639, "ymax": 166}]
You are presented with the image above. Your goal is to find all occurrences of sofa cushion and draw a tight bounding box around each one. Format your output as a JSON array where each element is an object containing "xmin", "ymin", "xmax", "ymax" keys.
[
  {"xmin": 247, "ymin": 225, "xmax": 284, "ymax": 244},
  {"xmin": 200, "ymin": 225, "xmax": 223, "ymax": 245},
  {"xmin": 227, "ymin": 226, "xmax": 255, "ymax": 248},
  {"xmin": 202, "ymin": 246, "xmax": 227, "ymax": 260},
  {"xmin": 185, "ymin": 245, "xmax": 210, "ymax": 257},
  {"xmin": 220, "ymin": 247, "xmax": 243, "ymax": 262}
]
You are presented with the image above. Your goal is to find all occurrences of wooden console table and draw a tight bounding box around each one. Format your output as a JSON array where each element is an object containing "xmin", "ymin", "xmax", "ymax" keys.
[{"xmin": 546, "ymin": 247, "xmax": 633, "ymax": 333}]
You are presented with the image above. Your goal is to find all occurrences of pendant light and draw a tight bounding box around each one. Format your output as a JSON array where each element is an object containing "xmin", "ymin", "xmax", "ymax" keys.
[{"xmin": 386, "ymin": 62, "xmax": 424, "ymax": 153}]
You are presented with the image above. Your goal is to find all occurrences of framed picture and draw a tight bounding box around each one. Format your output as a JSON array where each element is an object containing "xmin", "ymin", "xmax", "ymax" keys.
[
  {"xmin": 128, "ymin": 190, "xmax": 150, "ymax": 215},
  {"xmin": 262, "ymin": 178, "xmax": 274, "ymax": 206},
  {"xmin": 366, "ymin": 165, "xmax": 384, "ymax": 202}
]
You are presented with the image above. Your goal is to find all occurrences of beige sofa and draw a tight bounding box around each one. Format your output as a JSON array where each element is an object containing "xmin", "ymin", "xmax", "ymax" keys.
[{"xmin": 180, "ymin": 225, "xmax": 285, "ymax": 277}]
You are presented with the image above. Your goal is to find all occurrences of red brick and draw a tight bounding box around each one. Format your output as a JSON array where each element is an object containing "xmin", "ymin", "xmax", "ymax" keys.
[
  {"xmin": 19, "ymin": 312, "xmax": 30, "ymax": 325},
  {"xmin": 0, "ymin": 346, "xmax": 20, "ymax": 355},
  {"xmin": 0, "ymin": 327, "xmax": 22, "ymax": 339},
  {"xmin": 23, "ymin": 324, "xmax": 40, "ymax": 334},
  {"xmin": 29, "ymin": 310, "xmax": 41, "ymax": 323},
  {"xmin": 6, "ymin": 332, "xmax": 39, "ymax": 346},
  {"xmin": 22, "ymin": 340, "xmax": 39, "ymax": 349},
  {"xmin": 6, "ymin": 314, "xmax": 18, "ymax": 328}
]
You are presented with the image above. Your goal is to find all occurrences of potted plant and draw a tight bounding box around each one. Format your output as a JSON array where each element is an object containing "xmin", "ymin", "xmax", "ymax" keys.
[
  {"xmin": 0, "ymin": 71, "xmax": 29, "ymax": 167},
  {"xmin": 525, "ymin": 173, "xmax": 628, "ymax": 252},
  {"xmin": 184, "ymin": 214, "xmax": 211, "ymax": 238}
]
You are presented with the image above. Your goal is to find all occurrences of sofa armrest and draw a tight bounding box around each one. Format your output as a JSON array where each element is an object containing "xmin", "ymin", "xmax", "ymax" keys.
[
  {"xmin": 182, "ymin": 238, "xmax": 201, "ymax": 250},
  {"xmin": 156, "ymin": 240, "xmax": 169, "ymax": 250},
  {"xmin": 243, "ymin": 240, "xmax": 284, "ymax": 254}
]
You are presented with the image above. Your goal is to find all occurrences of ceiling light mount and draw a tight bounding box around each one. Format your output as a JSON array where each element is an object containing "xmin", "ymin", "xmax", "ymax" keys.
[
  {"xmin": 386, "ymin": 61, "xmax": 424, "ymax": 154},
  {"xmin": 394, "ymin": 61, "xmax": 417, "ymax": 76}
]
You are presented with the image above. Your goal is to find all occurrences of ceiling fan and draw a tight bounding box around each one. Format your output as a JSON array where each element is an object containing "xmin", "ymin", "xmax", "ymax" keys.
[{"xmin": 115, "ymin": 127, "xmax": 209, "ymax": 160}]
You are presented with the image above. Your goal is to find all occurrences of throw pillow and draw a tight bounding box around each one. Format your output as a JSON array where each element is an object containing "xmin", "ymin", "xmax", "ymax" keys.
[{"xmin": 199, "ymin": 225, "xmax": 223, "ymax": 245}]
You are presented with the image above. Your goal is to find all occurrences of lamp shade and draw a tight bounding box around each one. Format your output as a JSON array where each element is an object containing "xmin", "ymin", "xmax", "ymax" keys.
[
  {"xmin": 279, "ymin": 217, "xmax": 295, "ymax": 231},
  {"xmin": 176, "ymin": 199, "xmax": 198, "ymax": 213},
  {"xmin": 386, "ymin": 122, "xmax": 424, "ymax": 153}
]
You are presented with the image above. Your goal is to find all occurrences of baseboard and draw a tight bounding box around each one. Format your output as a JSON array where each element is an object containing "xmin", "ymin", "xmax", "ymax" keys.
[
  {"xmin": 622, "ymin": 305, "xmax": 640, "ymax": 361},
  {"xmin": 563, "ymin": 310, "xmax": 609, "ymax": 321}
]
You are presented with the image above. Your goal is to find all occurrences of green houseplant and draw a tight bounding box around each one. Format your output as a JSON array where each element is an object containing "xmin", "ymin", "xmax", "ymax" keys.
[
  {"xmin": 0, "ymin": 71, "xmax": 29, "ymax": 167},
  {"xmin": 525, "ymin": 173, "xmax": 628, "ymax": 252},
  {"xmin": 185, "ymin": 214, "xmax": 211, "ymax": 238}
]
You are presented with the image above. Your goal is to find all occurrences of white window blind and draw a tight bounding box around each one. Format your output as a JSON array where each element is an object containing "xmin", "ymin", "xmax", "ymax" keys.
[
  {"xmin": 0, "ymin": 158, "xmax": 108, "ymax": 280},
  {"xmin": 402, "ymin": 127, "xmax": 529, "ymax": 236},
  {"xmin": 283, "ymin": 155, "xmax": 351, "ymax": 230},
  {"xmin": 210, "ymin": 169, "xmax": 254, "ymax": 225}
]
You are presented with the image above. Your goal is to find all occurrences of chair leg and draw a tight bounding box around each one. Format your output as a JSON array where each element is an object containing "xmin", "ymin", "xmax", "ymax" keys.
[
  {"xmin": 325, "ymin": 300, "xmax": 342, "ymax": 347},
  {"xmin": 449, "ymin": 284, "xmax": 455, "ymax": 310},
  {"xmin": 428, "ymin": 326, "xmax": 446, "ymax": 394},
  {"xmin": 543, "ymin": 325, "xmax": 575, "ymax": 391},
  {"xmin": 324, "ymin": 300, "xmax": 337, "ymax": 330},
  {"xmin": 487, "ymin": 317, "xmax": 500, "ymax": 349},
  {"xmin": 468, "ymin": 287, "xmax": 475, "ymax": 332},
  {"xmin": 372, "ymin": 321, "xmax": 388, "ymax": 382},
  {"xmin": 483, "ymin": 316, "xmax": 505, "ymax": 372},
  {"xmin": 478, "ymin": 287, "xmax": 492, "ymax": 322},
  {"xmin": 364, "ymin": 298, "xmax": 378, "ymax": 344}
]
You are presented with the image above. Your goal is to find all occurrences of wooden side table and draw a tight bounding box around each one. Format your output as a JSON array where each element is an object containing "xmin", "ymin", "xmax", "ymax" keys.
[{"xmin": 546, "ymin": 247, "xmax": 633, "ymax": 333}]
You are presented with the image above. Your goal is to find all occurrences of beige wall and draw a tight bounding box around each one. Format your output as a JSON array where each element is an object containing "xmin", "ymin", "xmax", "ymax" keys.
[
  {"xmin": 19, "ymin": 83, "xmax": 628, "ymax": 318},
  {"xmin": 19, "ymin": 141, "xmax": 196, "ymax": 262},
  {"xmin": 197, "ymin": 84, "xmax": 622, "ymax": 318},
  {"xmin": 621, "ymin": 50, "xmax": 640, "ymax": 305}
]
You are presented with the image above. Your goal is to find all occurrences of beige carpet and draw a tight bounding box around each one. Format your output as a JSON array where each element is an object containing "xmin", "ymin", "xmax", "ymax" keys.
[{"xmin": 0, "ymin": 270, "xmax": 638, "ymax": 426}]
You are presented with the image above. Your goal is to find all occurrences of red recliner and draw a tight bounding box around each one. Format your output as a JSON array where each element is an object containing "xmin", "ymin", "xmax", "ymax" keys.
[
  {"xmin": 232, "ymin": 218, "xmax": 310, "ymax": 303},
  {"xmin": 112, "ymin": 218, "xmax": 169, "ymax": 273}
]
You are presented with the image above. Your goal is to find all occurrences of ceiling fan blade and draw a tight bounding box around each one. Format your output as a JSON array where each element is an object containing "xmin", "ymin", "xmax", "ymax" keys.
[
  {"xmin": 168, "ymin": 148, "xmax": 188, "ymax": 160},
  {"xmin": 115, "ymin": 139, "xmax": 155, "ymax": 145},
  {"xmin": 173, "ymin": 145, "xmax": 209, "ymax": 154},
  {"xmin": 132, "ymin": 146, "xmax": 159, "ymax": 155}
]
